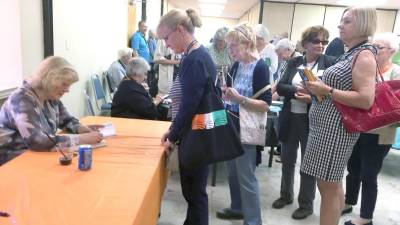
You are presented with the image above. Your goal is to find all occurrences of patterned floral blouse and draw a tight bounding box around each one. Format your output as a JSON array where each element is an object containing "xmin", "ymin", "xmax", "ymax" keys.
[
  {"xmin": 207, "ymin": 45, "xmax": 232, "ymax": 70},
  {"xmin": 0, "ymin": 81, "xmax": 81, "ymax": 156}
]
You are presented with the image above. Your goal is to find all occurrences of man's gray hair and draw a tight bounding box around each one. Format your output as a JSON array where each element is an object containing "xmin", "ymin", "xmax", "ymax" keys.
[{"xmin": 126, "ymin": 57, "xmax": 151, "ymax": 77}]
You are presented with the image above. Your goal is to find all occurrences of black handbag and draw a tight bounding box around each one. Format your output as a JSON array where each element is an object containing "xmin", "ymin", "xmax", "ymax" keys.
[{"xmin": 179, "ymin": 77, "xmax": 244, "ymax": 170}]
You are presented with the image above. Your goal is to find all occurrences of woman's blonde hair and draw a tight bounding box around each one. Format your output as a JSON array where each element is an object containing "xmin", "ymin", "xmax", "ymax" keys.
[
  {"xmin": 343, "ymin": 6, "xmax": 377, "ymax": 38},
  {"xmin": 226, "ymin": 24, "xmax": 257, "ymax": 53},
  {"xmin": 31, "ymin": 56, "xmax": 78, "ymax": 92},
  {"xmin": 157, "ymin": 8, "xmax": 202, "ymax": 35}
]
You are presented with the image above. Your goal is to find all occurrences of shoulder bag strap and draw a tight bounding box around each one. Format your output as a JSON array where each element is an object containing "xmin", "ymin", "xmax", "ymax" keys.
[
  {"xmin": 352, "ymin": 49, "xmax": 383, "ymax": 82},
  {"xmin": 250, "ymin": 84, "xmax": 271, "ymax": 99}
]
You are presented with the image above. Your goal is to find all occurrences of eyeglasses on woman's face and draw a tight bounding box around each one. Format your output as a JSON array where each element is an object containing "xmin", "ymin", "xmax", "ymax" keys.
[
  {"xmin": 310, "ymin": 39, "xmax": 329, "ymax": 46},
  {"xmin": 373, "ymin": 45, "xmax": 391, "ymax": 51},
  {"xmin": 163, "ymin": 28, "xmax": 176, "ymax": 42}
]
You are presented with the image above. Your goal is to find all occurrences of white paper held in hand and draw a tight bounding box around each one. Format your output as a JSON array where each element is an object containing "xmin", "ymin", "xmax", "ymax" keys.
[{"xmin": 99, "ymin": 123, "xmax": 116, "ymax": 137}]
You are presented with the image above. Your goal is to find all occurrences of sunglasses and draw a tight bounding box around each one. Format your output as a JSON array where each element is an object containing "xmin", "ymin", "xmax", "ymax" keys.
[{"xmin": 310, "ymin": 39, "xmax": 329, "ymax": 45}]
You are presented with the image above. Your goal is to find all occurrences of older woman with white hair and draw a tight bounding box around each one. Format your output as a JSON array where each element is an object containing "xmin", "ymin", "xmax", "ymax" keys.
[
  {"xmin": 342, "ymin": 32, "xmax": 400, "ymax": 225},
  {"xmin": 0, "ymin": 56, "xmax": 103, "ymax": 165},
  {"xmin": 207, "ymin": 27, "xmax": 233, "ymax": 71},
  {"xmin": 272, "ymin": 38, "xmax": 296, "ymax": 98},
  {"xmin": 253, "ymin": 24, "xmax": 278, "ymax": 85},
  {"xmin": 107, "ymin": 47, "xmax": 134, "ymax": 91},
  {"xmin": 111, "ymin": 57, "xmax": 162, "ymax": 120}
]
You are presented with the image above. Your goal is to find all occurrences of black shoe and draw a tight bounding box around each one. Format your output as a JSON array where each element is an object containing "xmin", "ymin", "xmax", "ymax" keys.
[
  {"xmin": 216, "ymin": 208, "xmax": 243, "ymax": 220},
  {"xmin": 341, "ymin": 206, "xmax": 353, "ymax": 215},
  {"xmin": 291, "ymin": 207, "xmax": 313, "ymax": 220},
  {"xmin": 272, "ymin": 197, "xmax": 293, "ymax": 209},
  {"xmin": 344, "ymin": 220, "xmax": 373, "ymax": 225}
]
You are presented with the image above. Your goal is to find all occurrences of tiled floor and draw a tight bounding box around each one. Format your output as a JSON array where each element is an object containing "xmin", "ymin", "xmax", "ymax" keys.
[{"xmin": 157, "ymin": 149, "xmax": 400, "ymax": 225}]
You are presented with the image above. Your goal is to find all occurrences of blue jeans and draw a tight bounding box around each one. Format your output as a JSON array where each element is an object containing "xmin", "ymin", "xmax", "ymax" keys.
[
  {"xmin": 227, "ymin": 144, "xmax": 262, "ymax": 225},
  {"xmin": 345, "ymin": 133, "xmax": 390, "ymax": 219}
]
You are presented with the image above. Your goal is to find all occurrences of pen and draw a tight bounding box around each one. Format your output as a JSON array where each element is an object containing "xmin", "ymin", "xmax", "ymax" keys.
[{"xmin": 43, "ymin": 132, "xmax": 67, "ymax": 158}]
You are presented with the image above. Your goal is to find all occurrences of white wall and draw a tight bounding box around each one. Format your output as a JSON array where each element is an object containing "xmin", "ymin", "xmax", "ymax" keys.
[
  {"xmin": 262, "ymin": 2, "xmax": 294, "ymax": 39},
  {"xmin": 196, "ymin": 17, "xmax": 239, "ymax": 45},
  {"xmin": 20, "ymin": 0, "xmax": 44, "ymax": 78},
  {"xmin": 395, "ymin": 11, "xmax": 400, "ymax": 35},
  {"xmin": 261, "ymin": 2, "xmax": 398, "ymax": 43},
  {"xmin": 0, "ymin": 0, "xmax": 23, "ymax": 96},
  {"xmin": 291, "ymin": 4, "xmax": 325, "ymax": 42},
  {"xmin": 239, "ymin": 2, "xmax": 260, "ymax": 26},
  {"xmin": 146, "ymin": 0, "xmax": 162, "ymax": 32},
  {"xmin": 53, "ymin": 0, "xmax": 128, "ymax": 118}
]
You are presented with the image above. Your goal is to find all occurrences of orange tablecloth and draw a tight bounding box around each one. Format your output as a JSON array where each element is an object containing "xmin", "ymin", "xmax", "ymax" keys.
[{"xmin": 0, "ymin": 116, "xmax": 171, "ymax": 225}]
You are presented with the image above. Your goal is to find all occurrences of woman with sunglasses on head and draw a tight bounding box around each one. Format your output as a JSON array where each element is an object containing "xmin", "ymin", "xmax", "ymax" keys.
[
  {"xmin": 274, "ymin": 25, "xmax": 336, "ymax": 220},
  {"xmin": 301, "ymin": 6, "xmax": 377, "ymax": 225},
  {"xmin": 342, "ymin": 32, "xmax": 400, "ymax": 225},
  {"xmin": 157, "ymin": 8, "xmax": 216, "ymax": 225}
]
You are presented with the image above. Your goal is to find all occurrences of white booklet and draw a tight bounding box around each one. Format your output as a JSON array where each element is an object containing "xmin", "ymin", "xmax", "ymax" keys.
[{"xmin": 99, "ymin": 123, "xmax": 116, "ymax": 137}]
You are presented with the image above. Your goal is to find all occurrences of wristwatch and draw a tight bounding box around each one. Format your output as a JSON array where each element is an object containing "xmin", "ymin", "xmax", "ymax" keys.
[{"xmin": 327, "ymin": 87, "xmax": 335, "ymax": 97}]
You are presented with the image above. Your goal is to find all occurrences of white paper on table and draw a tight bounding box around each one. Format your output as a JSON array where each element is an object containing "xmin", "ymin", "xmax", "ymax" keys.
[{"xmin": 99, "ymin": 123, "xmax": 116, "ymax": 137}]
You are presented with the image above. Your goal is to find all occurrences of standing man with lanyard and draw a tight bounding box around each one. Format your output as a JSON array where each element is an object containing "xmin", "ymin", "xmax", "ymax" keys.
[{"xmin": 131, "ymin": 21, "xmax": 152, "ymax": 64}]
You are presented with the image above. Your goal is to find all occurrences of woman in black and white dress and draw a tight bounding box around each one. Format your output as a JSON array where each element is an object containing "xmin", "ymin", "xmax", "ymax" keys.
[{"xmin": 301, "ymin": 6, "xmax": 378, "ymax": 225}]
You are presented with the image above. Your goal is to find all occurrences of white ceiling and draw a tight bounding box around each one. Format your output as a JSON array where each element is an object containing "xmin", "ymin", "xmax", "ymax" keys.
[{"xmin": 168, "ymin": 0, "xmax": 400, "ymax": 19}]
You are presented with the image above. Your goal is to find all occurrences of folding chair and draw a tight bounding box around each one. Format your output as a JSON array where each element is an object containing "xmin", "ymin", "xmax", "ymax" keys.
[
  {"xmin": 83, "ymin": 89, "xmax": 95, "ymax": 116},
  {"xmin": 91, "ymin": 74, "xmax": 111, "ymax": 115},
  {"xmin": 102, "ymin": 71, "xmax": 115, "ymax": 101}
]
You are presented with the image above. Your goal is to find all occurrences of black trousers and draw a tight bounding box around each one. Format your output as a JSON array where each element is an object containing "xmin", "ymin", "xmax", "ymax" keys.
[
  {"xmin": 179, "ymin": 164, "xmax": 209, "ymax": 225},
  {"xmin": 345, "ymin": 133, "xmax": 390, "ymax": 219}
]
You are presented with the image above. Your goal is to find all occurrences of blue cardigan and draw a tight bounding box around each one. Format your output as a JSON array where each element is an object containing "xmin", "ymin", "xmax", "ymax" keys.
[
  {"xmin": 227, "ymin": 59, "xmax": 272, "ymax": 111},
  {"xmin": 168, "ymin": 46, "xmax": 217, "ymax": 142}
]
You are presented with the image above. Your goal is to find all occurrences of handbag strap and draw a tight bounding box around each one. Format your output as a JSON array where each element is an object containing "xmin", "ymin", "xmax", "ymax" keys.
[
  {"xmin": 352, "ymin": 48, "xmax": 383, "ymax": 82},
  {"xmin": 250, "ymin": 84, "xmax": 271, "ymax": 99}
]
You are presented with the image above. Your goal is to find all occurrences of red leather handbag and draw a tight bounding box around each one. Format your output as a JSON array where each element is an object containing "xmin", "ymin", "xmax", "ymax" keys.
[{"xmin": 334, "ymin": 50, "xmax": 400, "ymax": 133}]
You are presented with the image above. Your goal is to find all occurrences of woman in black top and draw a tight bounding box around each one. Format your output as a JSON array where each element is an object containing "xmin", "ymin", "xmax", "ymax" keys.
[
  {"xmin": 111, "ymin": 57, "xmax": 162, "ymax": 120},
  {"xmin": 274, "ymin": 26, "xmax": 336, "ymax": 220}
]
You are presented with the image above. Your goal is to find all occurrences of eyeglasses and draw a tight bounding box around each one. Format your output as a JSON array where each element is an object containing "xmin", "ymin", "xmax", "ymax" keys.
[
  {"xmin": 373, "ymin": 45, "xmax": 390, "ymax": 50},
  {"xmin": 163, "ymin": 29, "xmax": 176, "ymax": 41},
  {"xmin": 310, "ymin": 39, "xmax": 329, "ymax": 45}
]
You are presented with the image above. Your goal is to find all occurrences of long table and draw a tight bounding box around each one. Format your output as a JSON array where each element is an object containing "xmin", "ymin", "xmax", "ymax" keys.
[{"xmin": 0, "ymin": 116, "xmax": 171, "ymax": 225}]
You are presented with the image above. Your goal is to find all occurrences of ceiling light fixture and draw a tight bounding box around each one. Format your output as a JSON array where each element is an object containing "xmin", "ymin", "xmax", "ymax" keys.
[
  {"xmin": 337, "ymin": 0, "xmax": 387, "ymax": 7},
  {"xmin": 199, "ymin": 3, "xmax": 225, "ymax": 11}
]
